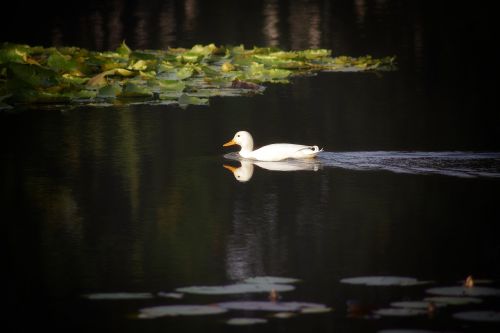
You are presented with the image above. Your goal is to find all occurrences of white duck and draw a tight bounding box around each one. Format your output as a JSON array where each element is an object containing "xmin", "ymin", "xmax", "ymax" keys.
[{"xmin": 223, "ymin": 130, "xmax": 322, "ymax": 162}]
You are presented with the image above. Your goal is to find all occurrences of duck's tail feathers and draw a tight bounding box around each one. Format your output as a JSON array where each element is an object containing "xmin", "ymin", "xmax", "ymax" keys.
[{"xmin": 299, "ymin": 146, "xmax": 323, "ymax": 153}]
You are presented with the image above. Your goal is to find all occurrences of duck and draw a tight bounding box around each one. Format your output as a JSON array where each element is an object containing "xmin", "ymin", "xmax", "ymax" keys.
[
  {"xmin": 223, "ymin": 159, "xmax": 322, "ymax": 182},
  {"xmin": 223, "ymin": 130, "xmax": 322, "ymax": 162}
]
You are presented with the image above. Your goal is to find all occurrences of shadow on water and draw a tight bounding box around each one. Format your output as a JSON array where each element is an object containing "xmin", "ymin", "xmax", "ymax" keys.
[{"xmin": 224, "ymin": 151, "xmax": 500, "ymax": 181}]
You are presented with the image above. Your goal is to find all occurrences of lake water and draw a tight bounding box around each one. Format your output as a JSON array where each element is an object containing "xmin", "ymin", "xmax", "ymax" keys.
[{"xmin": 3, "ymin": 0, "xmax": 500, "ymax": 332}]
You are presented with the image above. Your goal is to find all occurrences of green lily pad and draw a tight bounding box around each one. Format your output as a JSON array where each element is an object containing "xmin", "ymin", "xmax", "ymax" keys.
[
  {"xmin": 98, "ymin": 83, "xmax": 122, "ymax": 98},
  {"xmin": 340, "ymin": 276, "xmax": 430, "ymax": 286},
  {"xmin": 47, "ymin": 50, "xmax": 78, "ymax": 73},
  {"xmin": 426, "ymin": 286, "xmax": 500, "ymax": 297},
  {"xmin": 83, "ymin": 292, "xmax": 154, "ymax": 300},
  {"xmin": 178, "ymin": 94, "xmax": 208, "ymax": 106},
  {"xmin": 226, "ymin": 318, "xmax": 268, "ymax": 326},
  {"xmin": 1, "ymin": 43, "xmax": 396, "ymax": 108},
  {"xmin": 452, "ymin": 311, "xmax": 500, "ymax": 322},
  {"xmin": 243, "ymin": 276, "xmax": 301, "ymax": 284},
  {"xmin": 138, "ymin": 305, "xmax": 227, "ymax": 318},
  {"xmin": 176, "ymin": 283, "xmax": 294, "ymax": 295},
  {"xmin": 121, "ymin": 82, "xmax": 152, "ymax": 97}
]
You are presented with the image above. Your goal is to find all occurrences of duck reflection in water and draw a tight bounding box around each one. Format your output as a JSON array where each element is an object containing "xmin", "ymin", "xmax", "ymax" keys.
[{"xmin": 223, "ymin": 159, "xmax": 321, "ymax": 182}]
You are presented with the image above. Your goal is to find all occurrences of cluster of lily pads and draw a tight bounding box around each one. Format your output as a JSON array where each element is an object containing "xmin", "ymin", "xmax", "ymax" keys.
[
  {"xmin": 83, "ymin": 275, "xmax": 499, "ymax": 328},
  {"xmin": 0, "ymin": 42, "xmax": 396, "ymax": 109},
  {"xmin": 84, "ymin": 276, "xmax": 331, "ymax": 326},
  {"xmin": 340, "ymin": 275, "xmax": 500, "ymax": 331}
]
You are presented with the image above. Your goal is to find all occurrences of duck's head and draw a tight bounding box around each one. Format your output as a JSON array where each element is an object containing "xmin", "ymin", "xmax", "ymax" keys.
[
  {"xmin": 222, "ymin": 131, "xmax": 254, "ymax": 151},
  {"xmin": 223, "ymin": 162, "xmax": 254, "ymax": 182}
]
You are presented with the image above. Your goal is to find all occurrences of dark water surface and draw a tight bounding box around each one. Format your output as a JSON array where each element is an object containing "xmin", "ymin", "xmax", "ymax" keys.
[{"xmin": 3, "ymin": 0, "xmax": 500, "ymax": 332}]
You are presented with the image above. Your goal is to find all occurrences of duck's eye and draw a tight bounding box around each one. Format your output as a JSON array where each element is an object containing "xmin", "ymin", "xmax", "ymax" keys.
[{"xmin": 237, "ymin": 134, "xmax": 240, "ymax": 137}]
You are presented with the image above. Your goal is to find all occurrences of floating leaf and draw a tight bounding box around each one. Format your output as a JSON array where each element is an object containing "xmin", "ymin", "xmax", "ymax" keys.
[
  {"xmin": 47, "ymin": 50, "xmax": 78, "ymax": 73},
  {"xmin": 8, "ymin": 63, "xmax": 58, "ymax": 87},
  {"xmin": 226, "ymin": 318, "xmax": 268, "ymax": 326},
  {"xmin": 139, "ymin": 305, "xmax": 227, "ymax": 318},
  {"xmin": 83, "ymin": 292, "xmax": 154, "ymax": 300},
  {"xmin": 340, "ymin": 276, "xmax": 430, "ymax": 286},
  {"xmin": 121, "ymin": 82, "xmax": 152, "ymax": 97},
  {"xmin": 176, "ymin": 283, "xmax": 294, "ymax": 295},
  {"xmin": 217, "ymin": 301, "xmax": 326, "ymax": 312},
  {"xmin": 273, "ymin": 312, "xmax": 296, "ymax": 319},
  {"xmin": 98, "ymin": 83, "xmax": 122, "ymax": 98},
  {"xmin": 300, "ymin": 306, "xmax": 333, "ymax": 314},
  {"xmin": 426, "ymin": 286, "xmax": 500, "ymax": 297},
  {"xmin": 116, "ymin": 41, "xmax": 131, "ymax": 56},
  {"xmin": 1, "ymin": 43, "xmax": 396, "ymax": 108},
  {"xmin": 452, "ymin": 311, "xmax": 500, "ymax": 322},
  {"xmin": 86, "ymin": 68, "xmax": 134, "ymax": 88},
  {"xmin": 423, "ymin": 296, "xmax": 483, "ymax": 305},
  {"xmin": 244, "ymin": 276, "xmax": 301, "ymax": 284},
  {"xmin": 157, "ymin": 292, "xmax": 184, "ymax": 299},
  {"xmin": 178, "ymin": 94, "xmax": 208, "ymax": 106},
  {"xmin": 374, "ymin": 308, "xmax": 427, "ymax": 317},
  {"xmin": 390, "ymin": 301, "xmax": 445, "ymax": 309}
]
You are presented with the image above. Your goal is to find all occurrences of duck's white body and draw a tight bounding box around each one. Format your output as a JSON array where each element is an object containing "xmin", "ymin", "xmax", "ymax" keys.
[{"xmin": 223, "ymin": 131, "xmax": 322, "ymax": 162}]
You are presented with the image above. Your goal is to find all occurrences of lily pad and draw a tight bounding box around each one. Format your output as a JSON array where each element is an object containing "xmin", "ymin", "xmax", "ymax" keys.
[
  {"xmin": 157, "ymin": 292, "xmax": 184, "ymax": 299},
  {"xmin": 138, "ymin": 305, "xmax": 227, "ymax": 318},
  {"xmin": 226, "ymin": 318, "xmax": 268, "ymax": 326},
  {"xmin": 390, "ymin": 301, "xmax": 445, "ymax": 309},
  {"xmin": 426, "ymin": 286, "xmax": 500, "ymax": 297},
  {"xmin": 423, "ymin": 296, "xmax": 483, "ymax": 305},
  {"xmin": 1, "ymin": 42, "xmax": 396, "ymax": 108},
  {"xmin": 374, "ymin": 308, "xmax": 427, "ymax": 317},
  {"xmin": 176, "ymin": 283, "xmax": 294, "ymax": 295},
  {"xmin": 452, "ymin": 311, "xmax": 500, "ymax": 322},
  {"xmin": 300, "ymin": 306, "xmax": 333, "ymax": 314},
  {"xmin": 217, "ymin": 301, "xmax": 327, "ymax": 312},
  {"xmin": 244, "ymin": 276, "xmax": 301, "ymax": 284},
  {"xmin": 83, "ymin": 292, "xmax": 154, "ymax": 300},
  {"xmin": 273, "ymin": 312, "xmax": 296, "ymax": 319},
  {"xmin": 340, "ymin": 276, "xmax": 430, "ymax": 286}
]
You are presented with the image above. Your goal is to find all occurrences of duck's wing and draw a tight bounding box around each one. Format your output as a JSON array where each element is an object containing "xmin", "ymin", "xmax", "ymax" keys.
[{"xmin": 252, "ymin": 144, "xmax": 322, "ymax": 161}]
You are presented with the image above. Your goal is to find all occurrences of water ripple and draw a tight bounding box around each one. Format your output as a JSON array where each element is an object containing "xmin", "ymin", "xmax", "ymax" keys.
[
  {"xmin": 224, "ymin": 151, "xmax": 500, "ymax": 178},
  {"xmin": 318, "ymin": 151, "xmax": 500, "ymax": 178}
]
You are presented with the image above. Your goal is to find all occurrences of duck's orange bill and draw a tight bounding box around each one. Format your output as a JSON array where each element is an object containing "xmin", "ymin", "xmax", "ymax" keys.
[
  {"xmin": 223, "ymin": 164, "xmax": 238, "ymax": 172},
  {"xmin": 223, "ymin": 139, "xmax": 236, "ymax": 147}
]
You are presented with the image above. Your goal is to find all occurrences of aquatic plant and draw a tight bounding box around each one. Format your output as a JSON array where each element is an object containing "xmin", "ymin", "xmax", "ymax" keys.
[{"xmin": 0, "ymin": 42, "xmax": 396, "ymax": 109}]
